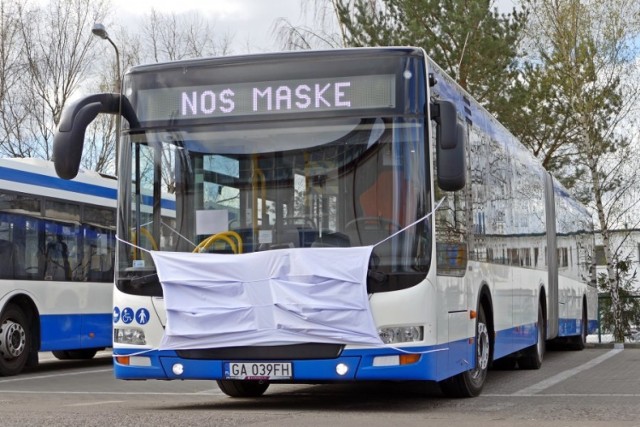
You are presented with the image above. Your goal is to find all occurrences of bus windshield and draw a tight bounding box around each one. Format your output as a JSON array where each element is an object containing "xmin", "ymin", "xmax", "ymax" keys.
[{"xmin": 119, "ymin": 116, "xmax": 431, "ymax": 293}]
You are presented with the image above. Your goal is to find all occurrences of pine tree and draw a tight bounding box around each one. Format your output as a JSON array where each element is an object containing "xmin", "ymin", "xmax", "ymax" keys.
[{"xmin": 333, "ymin": 0, "xmax": 527, "ymax": 116}]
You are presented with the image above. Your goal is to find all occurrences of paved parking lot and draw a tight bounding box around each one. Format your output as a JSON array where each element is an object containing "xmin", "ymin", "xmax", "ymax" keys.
[{"xmin": 0, "ymin": 347, "xmax": 638, "ymax": 427}]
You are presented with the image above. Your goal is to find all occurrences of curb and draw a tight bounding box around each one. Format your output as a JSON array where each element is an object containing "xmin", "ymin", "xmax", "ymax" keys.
[{"xmin": 586, "ymin": 342, "xmax": 640, "ymax": 349}]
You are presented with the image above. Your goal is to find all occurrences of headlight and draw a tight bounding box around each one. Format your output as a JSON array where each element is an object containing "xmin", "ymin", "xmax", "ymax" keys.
[
  {"xmin": 378, "ymin": 326, "xmax": 423, "ymax": 344},
  {"xmin": 114, "ymin": 327, "xmax": 146, "ymax": 345}
]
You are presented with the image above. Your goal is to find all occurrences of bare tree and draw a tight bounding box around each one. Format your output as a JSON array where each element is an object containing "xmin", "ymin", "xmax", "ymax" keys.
[
  {"xmin": 275, "ymin": 0, "xmax": 346, "ymax": 49},
  {"xmin": 0, "ymin": 0, "xmax": 31, "ymax": 158},
  {"xmin": 73, "ymin": 9, "xmax": 233, "ymax": 175},
  {"xmin": 2, "ymin": 1, "xmax": 236, "ymax": 175},
  {"xmin": 8, "ymin": 0, "xmax": 111, "ymax": 160},
  {"xmin": 141, "ymin": 9, "xmax": 232, "ymax": 63}
]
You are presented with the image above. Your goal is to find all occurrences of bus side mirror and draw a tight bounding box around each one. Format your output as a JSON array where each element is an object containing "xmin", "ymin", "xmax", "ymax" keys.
[
  {"xmin": 431, "ymin": 100, "xmax": 457, "ymax": 149},
  {"xmin": 437, "ymin": 123, "xmax": 467, "ymax": 191},
  {"xmin": 53, "ymin": 93, "xmax": 138, "ymax": 179},
  {"xmin": 430, "ymin": 100, "xmax": 467, "ymax": 191}
]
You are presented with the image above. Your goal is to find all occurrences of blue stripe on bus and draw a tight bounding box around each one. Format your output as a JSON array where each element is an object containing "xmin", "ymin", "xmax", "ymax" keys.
[
  {"xmin": 40, "ymin": 313, "xmax": 112, "ymax": 351},
  {"xmin": 0, "ymin": 166, "xmax": 117, "ymax": 200},
  {"xmin": 113, "ymin": 343, "xmax": 464, "ymax": 382},
  {"xmin": 557, "ymin": 318, "xmax": 589, "ymax": 337},
  {"xmin": 139, "ymin": 194, "xmax": 176, "ymax": 211},
  {"xmin": 493, "ymin": 322, "xmax": 538, "ymax": 360},
  {"xmin": 0, "ymin": 165, "xmax": 176, "ymax": 211},
  {"xmin": 111, "ymin": 318, "xmax": 595, "ymax": 382}
]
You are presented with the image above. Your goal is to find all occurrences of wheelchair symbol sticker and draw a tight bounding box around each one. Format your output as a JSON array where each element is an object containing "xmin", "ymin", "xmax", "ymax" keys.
[
  {"xmin": 136, "ymin": 308, "xmax": 150, "ymax": 325},
  {"xmin": 121, "ymin": 307, "xmax": 134, "ymax": 324},
  {"xmin": 113, "ymin": 307, "xmax": 121, "ymax": 324}
]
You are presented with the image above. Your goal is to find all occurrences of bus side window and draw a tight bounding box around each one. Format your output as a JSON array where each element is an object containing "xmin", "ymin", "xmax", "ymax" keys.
[
  {"xmin": 44, "ymin": 236, "xmax": 71, "ymax": 281},
  {"xmin": 0, "ymin": 239, "xmax": 19, "ymax": 279},
  {"xmin": 89, "ymin": 248, "xmax": 112, "ymax": 282}
]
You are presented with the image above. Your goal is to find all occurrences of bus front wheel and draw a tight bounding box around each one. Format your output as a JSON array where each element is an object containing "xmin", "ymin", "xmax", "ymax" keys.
[
  {"xmin": 439, "ymin": 305, "xmax": 490, "ymax": 398},
  {"xmin": 216, "ymin": 380, "xmax": 270, "ymax": 397},
  {"xmin": 0, "ymin": 304, "xmax": 31, "ymax": 376}
]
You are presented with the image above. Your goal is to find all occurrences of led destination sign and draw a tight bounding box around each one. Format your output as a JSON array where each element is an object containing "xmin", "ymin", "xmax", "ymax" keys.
[{"xmin": 136, "ymin": 74, "xmax": 396, "ymax": 122}]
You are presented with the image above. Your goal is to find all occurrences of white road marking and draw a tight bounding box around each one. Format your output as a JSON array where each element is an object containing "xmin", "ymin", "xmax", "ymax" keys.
[
  {"xmin": 65, "ymin": 400, "xmax": 124, "ymax": 407},
  {"xmin": 0, "ymin": 368, "xmax": 113, "ymax": 384},
  {"xmin": 0, "ymin": 390, "xmax": 218, "ymax": 396},
  {"xmin": 485, "ymin": 393, "xmax": 640, "ymax": 397},
  {"xmin": 511, "ymin": 348, "xmax": 624, "ymax": 396},
  {"xmin": 195, "ymin": 388, "xmax": 225, "ymax": 395}
]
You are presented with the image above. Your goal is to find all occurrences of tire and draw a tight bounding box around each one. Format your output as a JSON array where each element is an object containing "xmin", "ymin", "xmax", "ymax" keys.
[
  {"xmin": 0, "ymin": 304, "xmax": 31, "ymax": 376},
  {"xmin": 567, "ymin": 305, "xmax": 588, "ymax": 351},
  {"xmin": 52, "ymin": 349, "xmax": 99, "ymax": 360},
  {"xmin": 216, "ymin": 380, "xmax": 270, "ymax": 397},
  {"xmin": 519, "ymin": 303, "xmax": 545, "ymax": 370},
  {"xmin": 439, "ymin": 305, "xmax": 490, "ymax": 398}
]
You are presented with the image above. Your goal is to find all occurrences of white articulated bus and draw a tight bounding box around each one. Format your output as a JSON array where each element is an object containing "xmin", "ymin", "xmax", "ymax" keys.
[
  {"xmin": 0, "ymin": 158, "xmax": 116, "ymax": 376},
  {"xmin": 52, "ymin": 47, "xmax": 597, "ymax": 397}
]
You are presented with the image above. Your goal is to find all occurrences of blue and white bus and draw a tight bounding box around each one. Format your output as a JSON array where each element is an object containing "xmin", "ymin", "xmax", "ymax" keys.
[
  {"xmin": 0, "ymin": 157, "xmax": 116, "ymax": 376},
  {"xmin": 53, "ymin": 47, "xmax": 597, "ymax": 397}
]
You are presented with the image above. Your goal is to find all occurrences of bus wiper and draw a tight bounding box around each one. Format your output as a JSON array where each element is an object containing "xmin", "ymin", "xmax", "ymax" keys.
[
  {"xmin": 129, "ymin": 272, "xmax": 160, "ymax": 287},
  {"xmin": 368, "ymin": 269, "xmax": 387, "ymax": 283},
  {"xmin": 116, "ymin": 271, "xmax": 163, "ymax": 296}
]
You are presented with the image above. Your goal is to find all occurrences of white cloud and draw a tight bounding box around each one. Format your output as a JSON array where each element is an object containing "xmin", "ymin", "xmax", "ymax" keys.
[
  {"xmin": 109, "ymin": 0, "xmax": 521, "ymax": 53},
  {"xmin": 112, "ymin": 0, "xmax": 246, "ymax": 18},
  {"xmin": 111, "ymin": 0, "xmax": 304, "ymax": 53}
]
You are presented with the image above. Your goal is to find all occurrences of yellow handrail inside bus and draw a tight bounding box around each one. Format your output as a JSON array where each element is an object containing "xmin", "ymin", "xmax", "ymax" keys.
[
  {"xmin": 193, "ymin": 231, "xmax": 243, "ymax": 254},
  {"xmin": 251, "ymin": 156, "xmax": 267, "ymax": 234},
  {"xmin": 304, "ymin": 151, "xmax": 311, "ymax": 210},
  {"xmin": 131, "ymin": 227, "xmax": 159, "ymax": 260},
  {"xmin": 223, "ymin": 231, "xmax": 243, "ymax": 253}
]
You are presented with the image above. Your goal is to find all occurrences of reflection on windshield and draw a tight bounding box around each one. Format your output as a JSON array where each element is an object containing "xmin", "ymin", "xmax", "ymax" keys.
[
  {"xmin": 123, "ymin": 117, "xmax": 431, "ymax": 292},
  {"xmin": 155, "ymin": 119, "xmax": 363, "ymax": 155}
]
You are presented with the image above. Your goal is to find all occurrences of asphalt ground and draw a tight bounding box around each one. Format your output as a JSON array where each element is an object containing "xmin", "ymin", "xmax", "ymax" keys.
[{"xmin": 0, "ymin": 346, "xmax": 637, "ymax": 426}]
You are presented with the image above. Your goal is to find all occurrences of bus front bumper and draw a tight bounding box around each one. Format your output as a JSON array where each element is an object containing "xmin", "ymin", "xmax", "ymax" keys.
[{"xmin": 113, "ymin": 342, "xmax": 471, "ymax": 382}]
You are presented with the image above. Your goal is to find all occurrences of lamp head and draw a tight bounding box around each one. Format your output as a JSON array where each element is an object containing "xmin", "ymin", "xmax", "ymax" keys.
[{"xmin": 91, "ymin": 23, "xmax": 109, "ymax": 39}]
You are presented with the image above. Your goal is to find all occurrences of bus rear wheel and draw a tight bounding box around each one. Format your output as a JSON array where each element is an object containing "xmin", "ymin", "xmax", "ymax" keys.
[
  {"xmin": 216, "ymin": 380, "xmax": 270, "ymax": 397},
  {"xmin": 567, "ymin": 304, "xmax": 588, "ymax": 351},
  {"xmin": 0, "ymin": 304, "xmax": 31, "ymax": 376},
  {"xmin": 439, "ymin": 305, "xmax": 490, "ymax": 398},
  {"xmin": 519, "ymin": 303, "xmax": 545, "ymax": 370}
]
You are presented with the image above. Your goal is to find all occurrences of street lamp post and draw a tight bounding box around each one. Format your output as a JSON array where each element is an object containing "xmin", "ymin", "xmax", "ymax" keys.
[{"xmin": 92, "ymin": 23, "xmax": 121, "ymax": 175}]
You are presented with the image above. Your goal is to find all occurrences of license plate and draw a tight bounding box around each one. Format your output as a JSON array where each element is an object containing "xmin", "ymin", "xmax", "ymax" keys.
[{"xmin": 224, "ymin": 361, "xmax": 293, "ymax": 380}]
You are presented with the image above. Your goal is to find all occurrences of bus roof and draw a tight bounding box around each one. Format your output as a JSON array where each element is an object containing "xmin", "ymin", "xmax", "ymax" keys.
[
  {"xmin": 0, "ymin": 158, "xmax": 117, "ymax": 207},
  {"xmin": 126, "ymin": 47, "xmax": 425, "ymax": 74}
]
